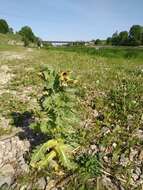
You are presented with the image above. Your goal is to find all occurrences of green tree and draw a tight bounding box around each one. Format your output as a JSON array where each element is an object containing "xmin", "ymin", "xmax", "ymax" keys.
[
  {"xmin": 111, "ymin": 31, "xmax": 119, "ymax": 45},
  {"xmin": 35, "ymin": 37, "xmax": 42, "ymax": 48},
  {"xmin": 0, "ymin": 19, "xmax": 9, "ymax": 34},
  {"xmin": 142, "ymin": 32, "xmax": 143, "ymax": 45},
  {"xmin": 118, "ymin": 31, "xmax": 128, "ymax": 45},
  {"xmin": 95, "ymin": 39, "xmax": 102, "ymax": 45},
  {"xmin": 106, "ymin": 37, "xmax": 112, "ymax": 45},
  {"xmin": 129, "ymin": 25, "xmax": 143, "ymax": 46},
  {"xmin": 19, "ymin": 26, "xmax": 35, "ymax": 44},
  {"xmin": 22, "ymin": 36, "xmax": 30, "ymax": 47}
]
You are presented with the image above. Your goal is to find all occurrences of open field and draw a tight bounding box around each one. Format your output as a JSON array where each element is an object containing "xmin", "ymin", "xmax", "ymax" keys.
[
  {"xmin": 0, "ymin": 45, "xmax": 142, "ymax": 116},
  {"xmin": 0, "ymin": 44, "xmax": 143, "ymax": 189}
]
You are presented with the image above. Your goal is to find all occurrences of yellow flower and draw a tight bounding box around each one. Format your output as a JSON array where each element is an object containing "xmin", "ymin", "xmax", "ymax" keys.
[
  {"xmin": 60, "ymin": 71, "xmax": 70, "ymax": 81},
  {"xmin": 59, "ymin": 71, "xmax": 78, "ymax": 86}
]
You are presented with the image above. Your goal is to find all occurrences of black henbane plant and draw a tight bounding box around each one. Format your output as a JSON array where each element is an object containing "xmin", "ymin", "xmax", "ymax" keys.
[{"xmin": 30, "ymin": 67, "xmax": 79, "ymax": 171}]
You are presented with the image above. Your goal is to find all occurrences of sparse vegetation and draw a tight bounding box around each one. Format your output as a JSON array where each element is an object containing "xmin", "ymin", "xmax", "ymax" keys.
[{"xmin": 0, "ymin": 30, "xmax": 143, "ymax": 189}]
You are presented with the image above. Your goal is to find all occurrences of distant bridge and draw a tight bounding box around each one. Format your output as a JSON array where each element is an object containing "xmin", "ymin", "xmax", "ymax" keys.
[{"xmin": 42, "ymin": 40, "xmax": 89, "ymax": 44}]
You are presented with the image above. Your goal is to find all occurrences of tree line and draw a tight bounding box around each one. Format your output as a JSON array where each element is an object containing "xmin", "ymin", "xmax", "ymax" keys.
[
  {"xmin": 0, "ymin": 18, "xmax": 41, "ymax": 47},
  {"xmin": 0, "ymin": 18, "xmax": 143, "ymax": 47},
  {"xmin": 106, "ymin": 25, "xmax": 143, "ymax": 46}
]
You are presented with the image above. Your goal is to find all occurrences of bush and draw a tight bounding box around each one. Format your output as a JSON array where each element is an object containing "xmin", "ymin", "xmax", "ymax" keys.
[
  {"xmin": 0, "ymin": 19, "xmax": 9, "ymax": 34},
  {"xmin": 19, "ymin": 26, "xmax": 36, "ymax": 46},
  {"xmin": 30, "ymin": 68, "xmax": 79, "ymax": 171}
]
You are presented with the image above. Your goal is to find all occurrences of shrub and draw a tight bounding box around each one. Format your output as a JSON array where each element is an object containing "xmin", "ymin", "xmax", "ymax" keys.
[
  {"xmin": 30, "ymin": 67, "xmax": 79, "ymax": 171},
  {"xmin": 19, "ymin": 26, "xmax": 36, "ymax": 46},
  {"xmin": 0, "ymin": 19, "xmax": 9, "ymax": 34}
]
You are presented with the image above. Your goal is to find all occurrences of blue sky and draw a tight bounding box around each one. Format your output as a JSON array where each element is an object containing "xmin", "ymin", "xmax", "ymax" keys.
[{"xmin": 0, "ymin": 0, "xmax": 143, "ymax": 40}]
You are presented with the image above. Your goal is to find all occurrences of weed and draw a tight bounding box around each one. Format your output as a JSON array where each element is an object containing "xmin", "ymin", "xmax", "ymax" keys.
[{"xmin": 30, "ymin": 67, "xmax": 80, "ymax": 171}]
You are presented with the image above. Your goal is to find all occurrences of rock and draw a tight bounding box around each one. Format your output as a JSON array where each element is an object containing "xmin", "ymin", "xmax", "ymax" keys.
[
  {"xmin": 90, "ymin": 144, "xmax": 97, "ymax": 150},
  {"xmin": 103, "ymin": 156, "xmax": 109, "ymax": 163},
  {"xmin": 0, "ymin": 184, "xmax": 9, "ymax": 190},
  {"xmin": 135, "ymin": 167, "xmax": 141, "ymax": 177},
  {"xmin": 101, "ymin": 176, "xmax": 119, "ymax": 190},
  {"xmin": 139, "ymin": 150, "xmax": 143, "ymax": 161},
  {"xmin": 10, "ymin": 182, "xmax": 18, "ymax": 190},
  {"xmin": 0, "ymin": 134, "xmax": 30, "ymax": 189},
  {"xmin": 101, "ymin": 127, "xmax": 111, "ymax": 136},
  {"xmin": 132, "ymin": 173, "xmax": 139, "ymax": 181},
  {"xmin": 0, "ymin": 117, "xmax": 11, "ymax": 129},
  {"xmin": 140, "ymin": 174, "xmax": 143, "ymax": 179},
  {"xmin": 112, "ymin": 142, "xmax": 117, "ymax": 148},
  {"xmin": 129, "ymin": 148, "xmax": 138, "ymax": 161},
  {"xmin": 120, "ymin": 154, "xmax": 129, "ymax": 167},
  {"xmin": 36, "ymin": 177, "xmax": 47, "ymax": 190},
  {"xmin": 99, "ymin": 145, "xmax": 106, "ymax": 152},
  {"xmin": 127, "ymin": 114, "xmax": 134, "ymax": 119},
  {"xmin": 0, "ymin": 65, "xmax": 14, "ymax": 87},
  {"xmin": 134, "ymin": 129, "xmax": 143, "ymax": 139},
  {"xmin": 46, "ymin": 180, "xmax": 56, "ymax": 190},
  {"xmin": 88, "ymin": 149, "xmax": 92, "ymax": 154},
  {"xmin": 0, "ymin": 135, "xmax": 30, "ymax": 168},
  {"xmin": 89, "ymin": 144, "xmax": 98, "ymax": 155},
  {"xmin": 93, "ymin": 110, "xmax": 99, "ymax": 118},
  {"xmin": 0, "ymin": 164, "xmax": 15, "ymax": 187},
  {"xmin": 18, "ymin": 156, "xmax": 29, "ymax": 173}
]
